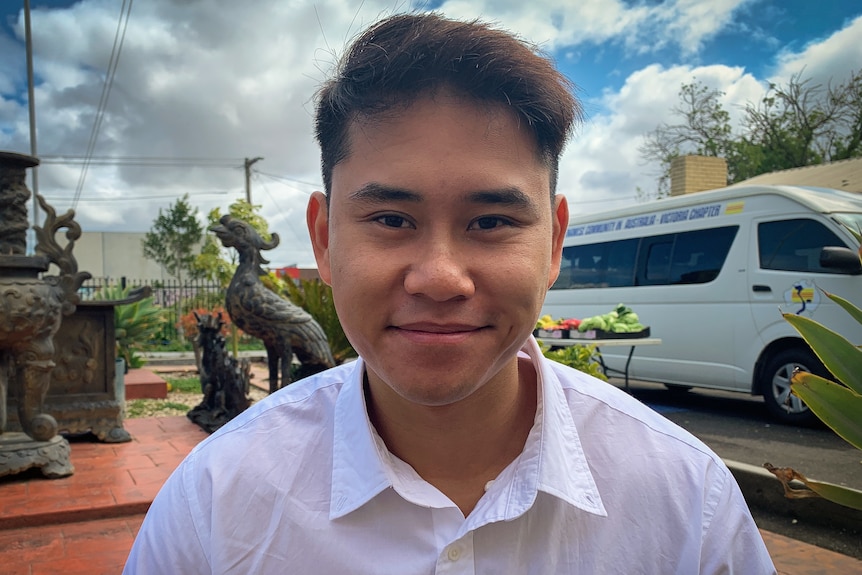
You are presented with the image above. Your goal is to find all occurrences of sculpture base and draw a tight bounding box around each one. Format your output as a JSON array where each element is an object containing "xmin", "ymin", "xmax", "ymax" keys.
[{"xmin": 0, "ymin": 433, "xmax": 74, "ymax": 479}]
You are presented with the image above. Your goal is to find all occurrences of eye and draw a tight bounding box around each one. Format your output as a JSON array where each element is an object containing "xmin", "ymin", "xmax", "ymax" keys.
[
  {"xmin": 375, "ymin": 214, "xmax": 412, "ymax": 228},
  {"xmin": 470, "ymin": 216, "xmax": 513, "ymax": 230}
]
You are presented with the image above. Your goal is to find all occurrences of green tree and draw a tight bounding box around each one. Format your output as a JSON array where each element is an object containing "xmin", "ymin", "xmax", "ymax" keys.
[
  {"xmin": 639, "ymin": 81, "xmax": 734, "ymax": 197},
  {"xmin": 141, "ymin": 193, "xmax": 204, "ymax": 285},
  {"xmin": 194, "ymin": 199, "xmax": 271, "ymax": 287},
  {"xmin": 740, "ymin": 69, "xmax": 862, "ymax": 174},
  {"xmin": 640, "ymin": 69, "xmax": 862, "ymax": 198}
]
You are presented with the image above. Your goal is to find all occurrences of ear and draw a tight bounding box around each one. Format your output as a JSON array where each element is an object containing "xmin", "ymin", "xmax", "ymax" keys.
[
  {"xmin": 547, "ymin": 194, "xmax": 568, "ymax": 289},
  {"xmin": 306, "ymin": 191, "xmax": 333, "ymax": 285}
]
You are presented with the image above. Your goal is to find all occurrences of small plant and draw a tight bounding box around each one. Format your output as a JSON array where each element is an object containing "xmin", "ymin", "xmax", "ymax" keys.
[
  {"xmin": 178, "ymin": 307, "xmax": 235, "ymax": 340},
  {"xmin": 165, "ymin": 376, "xmax": 202, "ymax": 394},
  {"xmin": 93, "ymin": 285, "xmax": 167, "ymax": 369},
  {"xmin": 540, "ymin": 342, "xmax": 608, "ymax": 381},
  {"xmin": 766, "ymin": 229, "xmax": 862, "ymax": 511}
]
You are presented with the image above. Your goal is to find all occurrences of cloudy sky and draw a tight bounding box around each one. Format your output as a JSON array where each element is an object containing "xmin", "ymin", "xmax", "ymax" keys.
[{"xmin": 2, "ymin": 0, "xmax": 861, "ymax": 268}]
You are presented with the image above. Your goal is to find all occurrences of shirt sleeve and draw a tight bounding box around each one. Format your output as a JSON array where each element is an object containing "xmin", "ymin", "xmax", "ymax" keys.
[
  {"xmin": 122, "ymin": 453, "xmax": 212, "ymax": 574},
  {"xmin": 699, "ymin": 468, "xmax": 777, "ymax": 574}
]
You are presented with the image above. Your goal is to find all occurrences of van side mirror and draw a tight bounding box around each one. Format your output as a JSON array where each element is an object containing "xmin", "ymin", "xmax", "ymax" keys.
[{"xmin": 820, "ymin": 246, "xmax": 862, "ymax": 275}]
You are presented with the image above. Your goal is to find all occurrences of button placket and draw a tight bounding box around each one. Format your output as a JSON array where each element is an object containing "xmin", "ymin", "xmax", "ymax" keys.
[{"xmin": 435, "ymin": 532, "xmax": 475, "ymax": 574}]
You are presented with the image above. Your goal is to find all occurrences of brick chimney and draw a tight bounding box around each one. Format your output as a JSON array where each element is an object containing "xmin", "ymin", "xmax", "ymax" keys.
[{"xmin": 670, "ymin": 155, "xmax": 728, "ymax": 196}]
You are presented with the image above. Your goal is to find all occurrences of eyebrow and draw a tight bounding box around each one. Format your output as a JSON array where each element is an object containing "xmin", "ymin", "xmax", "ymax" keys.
[
  {"xmin": 348, "ymin": 183, "xmax": 420, "ymax": 204},
  {"xmin": 349, "ymin": 182, "xmax": 539, "ymax": 214}
]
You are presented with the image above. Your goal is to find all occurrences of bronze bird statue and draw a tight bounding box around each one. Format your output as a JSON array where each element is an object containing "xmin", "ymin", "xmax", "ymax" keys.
[{"xmin": 210, "ymin": 215, "xmax": 336, "ymax": 393}]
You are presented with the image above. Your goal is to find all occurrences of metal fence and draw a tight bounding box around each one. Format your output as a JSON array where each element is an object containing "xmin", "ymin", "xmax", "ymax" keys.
[{"xmin": 81, "ymin": 277, "xmax": 226, "ymax": 343}]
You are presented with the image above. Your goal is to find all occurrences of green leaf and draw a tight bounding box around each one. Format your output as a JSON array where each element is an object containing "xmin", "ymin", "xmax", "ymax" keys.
[
  {"xmin": 791, "ymin": 372, "xmax": 862, "ymax": 451},
  {"xmin": 803, "ymin": 480, "xmax": 862, "ymax": 511},
  {"xmin": 783, "ymin": 313, "xmax": 862, "ymax": 395},
  {"xmin": 823, "ymin": 290, "xmax": 862, "ymax": 327}
]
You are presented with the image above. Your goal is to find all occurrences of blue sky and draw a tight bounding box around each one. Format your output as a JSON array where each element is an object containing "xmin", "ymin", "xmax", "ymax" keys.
[{"xmin": 1, "ymin": 0, "xmax": 861, "ymax": 267}]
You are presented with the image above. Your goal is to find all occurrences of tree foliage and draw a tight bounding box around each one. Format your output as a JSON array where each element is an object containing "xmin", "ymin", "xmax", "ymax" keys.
[
  {"xmin": 194, "ymin": 199, "xmax": 271, "ymax": 286},
  {"xmin": 141, "ymin": 193, "xmax": 204, "ymax": 284},
  {"xmin": 640, "ymin": 68, "xmax": 862, "ymax": 198}
]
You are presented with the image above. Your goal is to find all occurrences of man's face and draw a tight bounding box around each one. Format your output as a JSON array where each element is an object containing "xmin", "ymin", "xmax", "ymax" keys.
[{"xmin": 307, "ymin": 94, "xmax": 567, "ymax": 407}]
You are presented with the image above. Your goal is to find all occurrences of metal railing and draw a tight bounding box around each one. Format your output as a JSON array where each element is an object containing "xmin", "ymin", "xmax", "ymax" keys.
[{"xmin": 81, "ymin": 277, "xmax": 226, "ymax": 343}]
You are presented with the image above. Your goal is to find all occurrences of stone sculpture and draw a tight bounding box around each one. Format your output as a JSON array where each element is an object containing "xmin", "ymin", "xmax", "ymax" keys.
[
  {"xmin": 187, "ymin": 311, "xmax": 251, "ymax": 433},
  {"xmin": 0, "ymin": 152, "xmax": 89, "ymax": 478},
  {"xmin": 211, "ymin": 216, "xmax": 335, "ymax": 393}
]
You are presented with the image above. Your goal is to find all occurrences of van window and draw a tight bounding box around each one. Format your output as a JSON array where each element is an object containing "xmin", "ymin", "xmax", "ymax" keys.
[
  {"xmin": 555, "ymin": 238, "xmax": 638, "ymax": 288},
  {"xmin": 552, "ymin": 225, "xmax": 737, "ymax": 289},
  {"xmin": 758, "ymin": 219, "xmax": 848, "ymax": 273},
  {"xmin": 671, "ymin": 226, "xmax": 737, "ymax": 284}
]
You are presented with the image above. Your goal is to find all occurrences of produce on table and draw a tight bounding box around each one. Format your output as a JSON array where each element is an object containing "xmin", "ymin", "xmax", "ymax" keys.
[
  {"xmin": 577, "ymin": 303, "xmax": 647, "ymax": 334},
  {"xmin": 536, "ymin": 315, "xmax": 581, "ymax": 331}
]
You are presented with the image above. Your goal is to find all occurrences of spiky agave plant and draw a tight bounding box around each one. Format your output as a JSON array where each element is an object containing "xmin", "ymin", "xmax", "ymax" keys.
[{"xmin": 92, "ymin": 284, "xmax": 167, "ymax": 369}]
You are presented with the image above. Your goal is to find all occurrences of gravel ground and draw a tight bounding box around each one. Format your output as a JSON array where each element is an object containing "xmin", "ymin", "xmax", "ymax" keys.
[{"xmin": 125, "ymin": 372, "xmax": 269, "ymax": 418}]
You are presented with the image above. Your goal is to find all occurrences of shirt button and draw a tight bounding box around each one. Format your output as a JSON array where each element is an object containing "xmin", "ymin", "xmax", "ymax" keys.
[{"xmin": 447, "ymin": 546, "xmax": 461, "ymax": 561}]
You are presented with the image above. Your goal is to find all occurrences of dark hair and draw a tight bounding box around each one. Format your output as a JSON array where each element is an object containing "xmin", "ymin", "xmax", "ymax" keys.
[{"xmin": 314, "ymin": 12, "xmax": 582, "ymax": 197}]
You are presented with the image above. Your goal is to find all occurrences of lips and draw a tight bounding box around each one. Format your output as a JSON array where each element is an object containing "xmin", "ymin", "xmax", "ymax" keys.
[
  {"xmin": 395, "ymin": 322, "xmax": 484, "ymax": 334},
  {"xmin": 391, "ymin": 322, "xmax": 489, "ymax": 345}
]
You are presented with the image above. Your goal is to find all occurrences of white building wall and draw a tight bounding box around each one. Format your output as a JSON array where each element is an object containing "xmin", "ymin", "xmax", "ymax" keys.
[{"xmin": 74, "ymin": 232, "xmax": 180, "ymax": 282}]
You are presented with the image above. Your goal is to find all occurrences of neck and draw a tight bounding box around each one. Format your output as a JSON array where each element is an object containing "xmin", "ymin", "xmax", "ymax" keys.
[{"xmin": 366, "ymin": 357, "xmax": 538, "ymax": 516}]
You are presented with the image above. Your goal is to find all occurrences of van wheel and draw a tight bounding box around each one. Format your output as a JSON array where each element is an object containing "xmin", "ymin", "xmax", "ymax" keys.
[{"xmin": 761, "ymin": 348, "xmax": 823, "ymax": 425}]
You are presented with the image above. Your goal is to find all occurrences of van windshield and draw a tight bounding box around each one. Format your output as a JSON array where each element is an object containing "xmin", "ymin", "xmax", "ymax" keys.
[{"xmin": 834, "ymin": 213, "xmax": 862, "ymax": 240}]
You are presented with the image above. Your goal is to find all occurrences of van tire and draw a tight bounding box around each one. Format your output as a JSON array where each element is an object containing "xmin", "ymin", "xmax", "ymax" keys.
[{"xmin": 760, "ymin": 348, "xmax": 824, "ymax": 425}]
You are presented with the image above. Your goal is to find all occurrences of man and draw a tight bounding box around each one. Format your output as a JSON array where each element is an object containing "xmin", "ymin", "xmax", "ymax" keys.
[{"xmin": 125, "ymin": 13, "xmax": 776, "ymax": 573}]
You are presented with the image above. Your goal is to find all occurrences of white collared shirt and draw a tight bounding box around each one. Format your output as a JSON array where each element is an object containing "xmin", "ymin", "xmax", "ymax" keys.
[{"xmin": 125, "ymin": 337, "xmax": 776, "ymax": 574}]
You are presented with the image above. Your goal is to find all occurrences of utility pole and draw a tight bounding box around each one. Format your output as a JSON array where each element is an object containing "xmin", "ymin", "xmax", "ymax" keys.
[
  {"xmin": 24, "ymin": 0, "xmax": 39, "ymax": 248},
  {"xmin": 244, "ymin": 157, "xmax": 263, "ymax": 203}
]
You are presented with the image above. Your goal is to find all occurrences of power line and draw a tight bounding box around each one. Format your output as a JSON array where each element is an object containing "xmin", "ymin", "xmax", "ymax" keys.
[
  {"xmin": 255, "ymin": 170, "xmax": 322, "ymax": 190},
  {"xmin": 72, "ymin": 0, "xmax": 134, "ymax": 211},
  {"xmin": 252, "ymin": 172, "xmax": 308, "ymax": 245},
  {"xmin": 42, "ymin": 155, "xmax": 243, "ymax": 167},
  {"xmin": 42, "ymin": 189, "xmax": 236, "ymax": 203}
]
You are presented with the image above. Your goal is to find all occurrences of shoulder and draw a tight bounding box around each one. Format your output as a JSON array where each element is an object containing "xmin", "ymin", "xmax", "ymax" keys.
[
  {"xmin": 190, "ymin": 360, "xmax": 358, "ymax": 458},
  {"xmin": 544, "ymin": 357, "xmax": 726, "ymax": 471},
  {"xmin": 542, "ymin": 359, "xmax": 754, "ymax": 536}
]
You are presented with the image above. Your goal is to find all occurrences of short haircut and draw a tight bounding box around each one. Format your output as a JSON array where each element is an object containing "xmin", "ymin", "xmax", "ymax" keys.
[{"xmin": 314, "ymin": 12, "xmax": 582, "ymax": 198}]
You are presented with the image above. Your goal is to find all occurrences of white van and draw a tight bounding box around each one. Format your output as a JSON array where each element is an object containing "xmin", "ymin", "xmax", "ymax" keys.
[{"xmin": 542, "ymin": 184, "xmax": 862, "ymax": 424}]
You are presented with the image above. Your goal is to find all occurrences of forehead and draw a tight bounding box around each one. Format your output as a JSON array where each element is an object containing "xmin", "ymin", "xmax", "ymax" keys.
[
  {"xmin": 332, "ymin": 95, "xmax": 549, "ymax": 198},
  {"xmin": 354, "ymin": 93, "xmax": 536, "ymax": 144}
]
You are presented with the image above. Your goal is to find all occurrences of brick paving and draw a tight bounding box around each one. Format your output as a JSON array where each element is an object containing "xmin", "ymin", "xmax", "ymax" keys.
[{"xmin": 1, "ymin": 413, "xmax": 861, "ymax": 574}]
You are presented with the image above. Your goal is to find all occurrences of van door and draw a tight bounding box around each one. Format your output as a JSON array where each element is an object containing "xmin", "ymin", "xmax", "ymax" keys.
[
  {"xmin": 748, "ymin": 215, "xmax": 862, "ymax": 421},
  {"xmin": 627, "ymin": 228, "xmax": 745, "ymax": 388}
]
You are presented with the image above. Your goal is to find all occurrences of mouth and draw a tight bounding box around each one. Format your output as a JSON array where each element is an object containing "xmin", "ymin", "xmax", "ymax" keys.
[{"xmin": 392, "ymin": 322, "xmax": 488, "ymax": 343}]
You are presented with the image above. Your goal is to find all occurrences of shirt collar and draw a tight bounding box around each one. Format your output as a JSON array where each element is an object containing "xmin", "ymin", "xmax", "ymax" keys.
[
  {"xmin": 523, "ymin": 336, "xmax": 606, "ymax": 517},
  {"xmin": 329, "ymin": 358, "xmax": 391, "ymax": 519},
  {"xmin": 329, "ymin": 338, "xmax": 606, "ymax": 520}
]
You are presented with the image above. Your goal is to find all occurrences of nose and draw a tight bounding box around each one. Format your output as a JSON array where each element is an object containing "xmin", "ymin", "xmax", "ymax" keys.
[{"xmin": 403, "ymin": 238, "xmax": 475, "ymax": 301}]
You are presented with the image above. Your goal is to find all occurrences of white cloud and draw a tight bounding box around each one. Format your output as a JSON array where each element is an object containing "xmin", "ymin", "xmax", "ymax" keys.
[
  {"xmin": 5, "ymin": 0, "xmax": 404, "ymax": 267},
  {"xmin": 435, "ymin": 0, "xmax": 751, "ymax": 55},
  {"xmin": 771, "ymin": 14, "xmax": 862, "ymax": 87},
  {"xmin": 557, "ymin": 7, "xmax": 861, "ymax": 217},
  {"xmin": 558, "ymin": 63, "xmax": 763, "ymax": 213}
]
